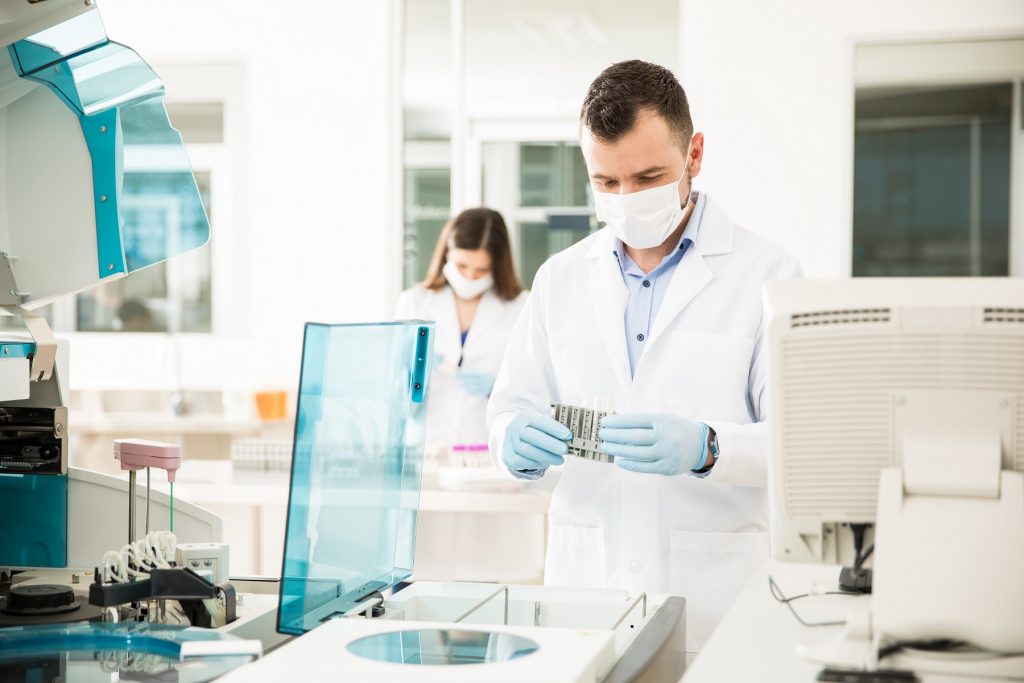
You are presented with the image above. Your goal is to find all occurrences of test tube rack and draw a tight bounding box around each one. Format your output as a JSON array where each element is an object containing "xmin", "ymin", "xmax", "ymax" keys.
[{"xmin": 550, "ymin": 403, "xmax": 613, "ymax": 464}]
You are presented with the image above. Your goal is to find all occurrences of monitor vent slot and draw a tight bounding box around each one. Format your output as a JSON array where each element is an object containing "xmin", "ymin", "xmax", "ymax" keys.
[
  {"xmin": 791, "ymin": 308, "xmax": 891, "ymax": 328},
  {"xmin": 984, "ymin": 308, "xmax": 1024, "ymax": 325}
]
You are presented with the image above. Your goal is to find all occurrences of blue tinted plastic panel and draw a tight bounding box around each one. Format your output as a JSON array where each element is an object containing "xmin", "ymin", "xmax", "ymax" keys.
[
  {"xmin": 0, "ymin": 473, "xmax": 67, "ymax": 567},
  {"xmin": 0, "ymin": 343, "xmax": 35, "ymax": 359},
  {"xmin": 9, "ymin": 14, "xmax": 210, "ymax": 282},
  {"xmin": 6, "ymin": 10, "xmax": 107, "ymax": 73},
  {"xmin": 278, "ymin": 322, "xmax": 434, "ymax": 636},
  {"xmin": 347, "ymin": 629, "xmax": 540, "ymax": 665},
  {"xmin": 12, "ymin": 40, "xmax": 163, "ymax": 117}
]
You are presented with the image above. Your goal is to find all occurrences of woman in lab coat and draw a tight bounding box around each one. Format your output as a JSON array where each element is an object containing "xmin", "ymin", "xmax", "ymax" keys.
[
  {"xmin": 396, "ymin": 209, "xmax": 531, "ymax": 583},
  {"xmin": 396, "ymin": 207, "xmax": 528, "ymax": 448}
]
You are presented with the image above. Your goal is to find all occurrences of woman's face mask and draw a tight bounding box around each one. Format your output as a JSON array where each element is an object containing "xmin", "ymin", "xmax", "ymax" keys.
[{"xmin": 444, "ymin": 249, "xmax": 493, "ymax": 299}]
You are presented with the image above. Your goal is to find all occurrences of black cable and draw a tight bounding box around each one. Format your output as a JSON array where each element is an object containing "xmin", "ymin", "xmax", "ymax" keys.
[
  {"xmin": 877, "ymin": 639, "xmax": 964, "ymax": 661},
  {"xmin": 768, "ymin": 576, "xmax": 854, "ymax": 628},
  {"xmin": 855, "ymin": 544, "xmax": 874, "ymax": 570},
  {"xmin": 878, "ymin": 638, "xmax": 1024, "ymax": 662},
  {"xmin": 850, "ymin": 523, "xmax": 868, "ymax": 567}
]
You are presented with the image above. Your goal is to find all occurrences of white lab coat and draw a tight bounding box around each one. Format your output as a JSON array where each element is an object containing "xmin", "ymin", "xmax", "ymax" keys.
[
  {"xmin": 487, "ymin": 194, "xmax": 802, "ymax": 657},
  {"xmin": 396, "ymin": 285, "xmax": 528, "ymax": 447},
  {"xmin": 396, "ymin": 284, "xmax": 536, "ymax": 584}
]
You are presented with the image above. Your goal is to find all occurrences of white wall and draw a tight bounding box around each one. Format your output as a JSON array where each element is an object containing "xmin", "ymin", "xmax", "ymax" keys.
[
  {"xmin": 73, "ymin": 0, "xmax": 402, "ymax": 392},
  {"xmin": 677, "ymin": 0, "xmax": 1024, "ymax": 277},
  {"xmin": 65, "ymin": 1, "xmax": 1024, "ymax": 395}
]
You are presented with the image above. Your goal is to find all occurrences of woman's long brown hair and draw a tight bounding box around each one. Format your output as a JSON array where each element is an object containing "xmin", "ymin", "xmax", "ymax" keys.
[{"xmin": 422, "ymin": 207, "xmax": 524, "ymax": 301}]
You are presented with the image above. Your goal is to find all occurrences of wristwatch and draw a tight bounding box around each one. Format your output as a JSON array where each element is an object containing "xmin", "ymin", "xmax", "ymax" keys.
[{"xmin": 695, "ymin": 427, "xmax": 719, "ymax": 474}]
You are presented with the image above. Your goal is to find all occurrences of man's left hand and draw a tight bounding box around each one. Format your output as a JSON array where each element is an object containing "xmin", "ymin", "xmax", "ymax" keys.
[{"xmin": 599, "ymin": 413, "xmax": 708, "ymax": 476}]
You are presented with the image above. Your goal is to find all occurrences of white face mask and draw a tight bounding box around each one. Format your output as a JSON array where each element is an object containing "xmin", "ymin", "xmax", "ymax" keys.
[
  {"xmin": 443, "ymin": 260, "xmax": 494, "ymax": 300},
  {"xmin": 593, "ymin": 169, "xmax": 690, "ymax": 249}
]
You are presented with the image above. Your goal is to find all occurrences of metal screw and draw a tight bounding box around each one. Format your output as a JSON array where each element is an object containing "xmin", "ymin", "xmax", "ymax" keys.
[
  {"xmin": 107, "ymin": 264, "xmax": 115, "ymax": 271},
  {"xmin": 85, "ymin": 0, "xmax": 93, "ymax": 6},
  {"xmin": 99, "ymin": 124, "xmax": 106, "ymax": 133},
  {"xmin": 55, "ymin": 423, "xmax": 63, "ymax": 437},
  {"xmin": 99, "ymin": 195, "xmax": 107, "ymax": 202},
  {"xmin": 2, "ymin": 348, "xmax": 8, "ymax": 356},
  {"xmin": 414, "ymin": 383, "xmax": 422, "ymax": 390}
]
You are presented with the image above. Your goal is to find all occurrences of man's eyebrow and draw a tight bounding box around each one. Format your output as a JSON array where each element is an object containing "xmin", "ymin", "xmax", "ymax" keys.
[
  {"xmin": 632, "ymin": 166, "xmax": 668, "ymax": 178},
  {"xmin": 591, "ymin": 166, "xmax": 669, "ymax": 181}
]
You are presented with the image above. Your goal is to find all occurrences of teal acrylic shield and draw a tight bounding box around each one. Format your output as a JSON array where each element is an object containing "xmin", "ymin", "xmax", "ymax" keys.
[{"xmin": 278, "ymin": 321, "xmax": 434, "ymax": 636}]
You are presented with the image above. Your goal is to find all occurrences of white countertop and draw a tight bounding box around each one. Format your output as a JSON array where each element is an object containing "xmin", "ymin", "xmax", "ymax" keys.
[
  {"xmin": 141, "ymin": 465, "xmax": 553, "ymax": 515},
  {"xmin": 683, "ymin": 560, "xmax": 1024, "ymax": 682},
  {"xmin": 73, "ymin": 414, "xmax": 263, "ymax": 435}
]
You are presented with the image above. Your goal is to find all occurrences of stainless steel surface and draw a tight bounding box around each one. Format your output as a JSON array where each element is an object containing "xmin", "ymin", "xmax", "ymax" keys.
[
  {"xmin": 145, "ymin": 467, "xmax": 151, "ymax": 534},
  {"xmin": 612, "ymin": 593, "xmax": 648, "ymax": 630},
  {"xmin": 451, "ymin": 585, "xmax": 509, "ymax": 625},
  {"xmin": 128, "ymin": 469, "xmax": 136, "ymax": 546}
]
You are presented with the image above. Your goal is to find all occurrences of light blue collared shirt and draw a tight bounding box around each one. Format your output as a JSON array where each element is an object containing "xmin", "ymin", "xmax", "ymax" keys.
[{"xmin": 614, "ymin": 192, "xmax": 707, "ymax": 377}]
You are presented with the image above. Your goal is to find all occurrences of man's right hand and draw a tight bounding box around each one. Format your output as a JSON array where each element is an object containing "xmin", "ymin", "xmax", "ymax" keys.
[{"xmin": 502, "ymin": 411, "xmax": 572, "ymax": 477}]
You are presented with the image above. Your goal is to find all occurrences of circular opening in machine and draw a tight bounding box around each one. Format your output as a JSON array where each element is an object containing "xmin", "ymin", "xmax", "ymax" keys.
[{"xmin": 346, "ymin": 629, "xmax": 540, "ymax": 666}]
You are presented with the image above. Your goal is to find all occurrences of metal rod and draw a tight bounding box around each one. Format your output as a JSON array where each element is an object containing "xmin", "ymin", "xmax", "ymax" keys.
[
  {"xmin": 145, "ymin": 468, "xmax": 151, "ymax": 534},
  {"xmin": 128, "ymin": 470, "xmax": 137, "ymax": 546},
  {"xmin": 334, "ymin": 595, "xmax": 383, "ymax": 620},
  {"xmin": 534, "ymin": 601, "xmax": 541, "ymax": 627},
  {"xmin": 452, "ymin": 585, "xmax": 509, "ymax": 625},
  {"xmin": 611, "ymin": 593, "xmax": 648, "ymax": 630}
]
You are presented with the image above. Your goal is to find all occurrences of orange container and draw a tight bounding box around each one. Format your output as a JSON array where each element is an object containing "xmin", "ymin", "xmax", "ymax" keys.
[{"xmin": 254, "ymin": 390, "xmax": 288, "ymax": 421}]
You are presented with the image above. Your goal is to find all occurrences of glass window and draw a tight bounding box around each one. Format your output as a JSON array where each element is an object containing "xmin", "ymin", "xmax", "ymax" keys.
[
  {"xmin": 519, "ymin": 143, "xmax": 590, "ymax": 208},
  {"xmin": 517, "ymin": 218, "xmax": 591, "ymax": 289},
  {"xmin": 482, "ymin": 141, "xmax": 595, "ymax": 288},
  {"xmin": 853, "ymin": 83, "xmax": 1012, "ymax": 276},
  {"xmin": 403, "ymin": 168, "xmax": 451, "ymax": 289},
  {"xmin": 164, "ymin": 103, "xmax": 224, "ymax": 145}
]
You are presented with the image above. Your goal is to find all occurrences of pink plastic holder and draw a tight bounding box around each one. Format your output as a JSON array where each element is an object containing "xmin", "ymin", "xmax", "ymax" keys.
[{"xmin": 114, "ymin": 439, "xmax": 182, "ymax": 483}]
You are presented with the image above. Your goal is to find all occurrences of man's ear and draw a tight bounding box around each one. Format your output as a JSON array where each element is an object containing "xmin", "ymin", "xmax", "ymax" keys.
[{"xmin": 687, "ymin": 132, "xmax": 705, "ymax": 178}]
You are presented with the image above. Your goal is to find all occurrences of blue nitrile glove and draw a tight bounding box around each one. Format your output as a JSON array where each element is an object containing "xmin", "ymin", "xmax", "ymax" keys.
[
  {"xmin": 457, "ymin": 369, "xmax": 496, "ymax": 397},
  {"xmin": 502, "ymin": 411, "xmax": 572, "ymax": 477},
  {"xmin": 599, "ymin": 413, "xmax": 709, "ymax": 476}
]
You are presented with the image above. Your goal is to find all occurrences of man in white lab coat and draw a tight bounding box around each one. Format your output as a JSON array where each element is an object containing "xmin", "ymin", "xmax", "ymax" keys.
[{"xmin": 487, "ymin": 60, "xmax": 802, "ymax": 659}]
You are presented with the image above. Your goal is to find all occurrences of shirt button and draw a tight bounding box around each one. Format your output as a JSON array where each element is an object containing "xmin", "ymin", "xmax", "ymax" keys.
[
  {"xmin": 642, "ymin": 280, "xmax": 651, "ymax": 288},
  {"xmin": 636, "ymin": 333, "xmax": 645, "ymax": 342},
  {"xmin": 629, "ymin": 560, "xmax": 643, "ymax": 573}
]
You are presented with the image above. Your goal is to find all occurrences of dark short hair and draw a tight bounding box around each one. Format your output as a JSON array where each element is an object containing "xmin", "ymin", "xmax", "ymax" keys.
[
  {"xmin": 423, "ymin": 207, "xmax": 524, "ymax": 301},
  {"xmin": 580, "ymin": 60, "xmax": 693, "ymax": 148}
]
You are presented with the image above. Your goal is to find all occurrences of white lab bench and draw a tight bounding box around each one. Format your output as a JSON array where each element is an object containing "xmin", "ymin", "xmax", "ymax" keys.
[
  {"xmin": 142, "ymin": 464, "xmax": 553, "ymax": 581},
  {"xmin": 683, "ymin": 561, "xmax": 1024, "ymax": 682}
]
